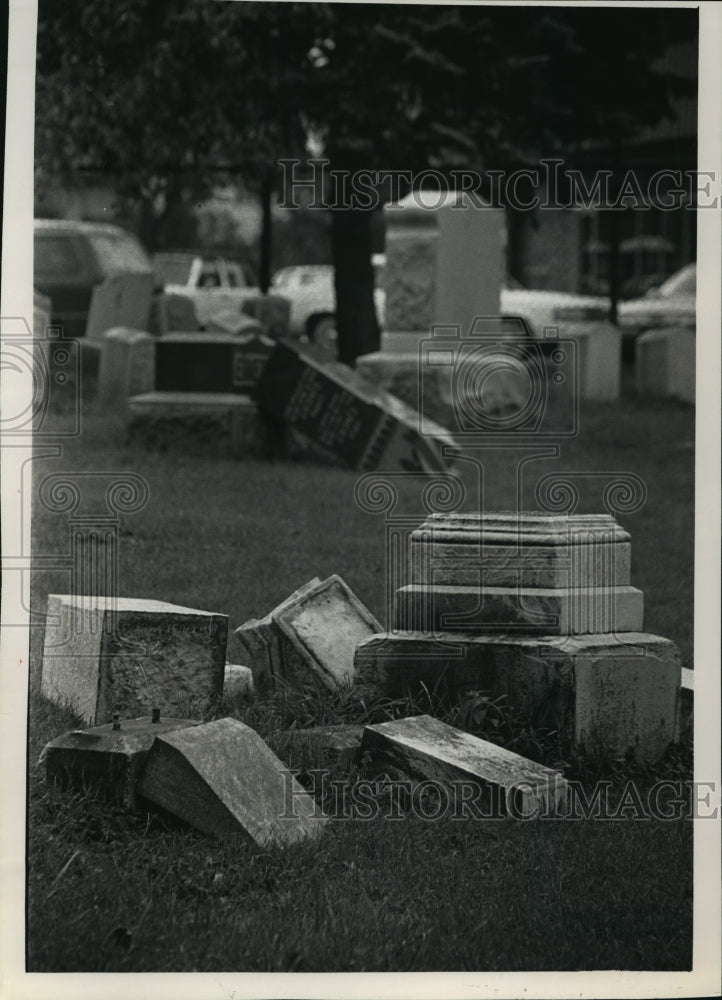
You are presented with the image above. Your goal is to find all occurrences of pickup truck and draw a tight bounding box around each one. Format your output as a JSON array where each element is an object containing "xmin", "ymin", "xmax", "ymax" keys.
[{"xmin": 153, "ymin": 252, "xmax": 261, "ymax": 328}]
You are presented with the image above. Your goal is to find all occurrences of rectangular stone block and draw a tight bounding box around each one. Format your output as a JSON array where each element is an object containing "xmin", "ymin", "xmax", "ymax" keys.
[
  {"xmin": 394, "ymin": 583, "xmax": 644, "ymax": 635},
  {"xmin": 254, "ymin": 340, "xmax": 457, "ymax": 473},
  {"xmin": 572, "ymin": 321, "xmax": 621, "ymax": 401},
  {"xmin": 41, "ymin": 595, "xmax": 228, "ymax": 725},
  {"xmin": 148, "ymin": 292, "xmax": 200, "ymax": 335},
  {"xmin": 636, "ymin": 326, "xmax": 695, "ymax": 404},
  {"xmin": 275, "ymin": 575, "xmax": 382, "ymax": 690},
  {"xmin": 155, "ymin": 332, "xmax": 273, "ymax": 394},
  {"xmin": 355, "ymin": 631, "xmax": 681, "ymax": 762},
  {"xmin": 98, "ymin": 327, "xmax": 156, "ymax": 409},
  {"xmin": 85, "ymin": 273, "xmax": 155, "ymax": 341},
  {"xmin": 361, "ymin": 715, "xmax": 567, "ymax": 817},
  {"xmin": 137, "ymin": 717, "xmax": 327, "ymax": 846},
  {"xmin": 128, "ymin": 391, "xmax": 271, "ymax": 457},
  {"xmin": 42, "ymin": 714, "xmax": 200, "ymax": 809},
  {"xmin": 234, "ymin": 577, "xmax": 323, "ymax": 690}
]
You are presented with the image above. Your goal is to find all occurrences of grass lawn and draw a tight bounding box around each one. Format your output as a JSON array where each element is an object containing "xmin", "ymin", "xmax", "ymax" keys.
[{"xmin": 25, "ymin": 380, "xmax": 694, "ymax": 972}]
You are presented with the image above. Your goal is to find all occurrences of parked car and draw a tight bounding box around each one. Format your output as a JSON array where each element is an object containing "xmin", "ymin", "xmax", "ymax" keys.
[
  {"xmin": 153, "ymin": 252, "xmax": 260, "ymax": 328},
  {"xmin": 33, "ymin": 219, "xmax": 154, "ymax": 338},
  {"xmin": 500, "ymin": 277, "xmax": 610, "ymax": 339},
  {"xmin": 617, "ymin": 262, "xmax": 696, "ymax": 336},
  {"xmin": 271, "ymin": 255, "xmax": 387, "ymax": 343}
]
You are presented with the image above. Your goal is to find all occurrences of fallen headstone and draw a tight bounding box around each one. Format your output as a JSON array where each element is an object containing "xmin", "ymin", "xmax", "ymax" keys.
[
  {"xmin": 155, "ymin": 332, "xmax": 274, "ymax": 394},
  {"xmin": 394, "ymin": 582, "xmax": 644, "ymax": 635},
  {"xmin": 356, "ymin": 631, "xmax": 681, "ymax": 763},
  {"xmin": 361, "ymin": 715, "xmax": 567, "ymax": 817},
  {"xmin": 205, "ymin": 310, "xmax": 264, "ymax": 337},
  {"xmin": 254, "ymin": 340, "xmax": 457, "ymax": 472},
  {"xmin": 41, "ymin": 595, "xmax": 227, "ymax": 725},
  {"xmin": 223, "ymin": 663, "xmax": 255, "ymax": 700},
  {"xmin": 41, "ymin": 712, "xmax": 200, "ymax": 809},
  {"xmin": 85, "ymin": 273, "xmax": 155, "ymax": 342},
  {"xmin": 278, "ymin": 724, "xmax": 364, "ymax": 768},
  {"xmin": 137, "ymin": 717, "xmax": 327, "ymax": 846},
  {"xmin": 274, "ymin": 575, "xmax": 382, "ymax": 690},
  {"xmin": 234, "ymin": 577, "xmax": 323, "ymax": 690}
]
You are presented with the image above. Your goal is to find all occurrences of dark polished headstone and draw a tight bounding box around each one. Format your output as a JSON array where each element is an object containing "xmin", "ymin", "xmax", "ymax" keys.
[{"xmin": 155, "ymin": 333, "xmax": 274, "ymax": 394}]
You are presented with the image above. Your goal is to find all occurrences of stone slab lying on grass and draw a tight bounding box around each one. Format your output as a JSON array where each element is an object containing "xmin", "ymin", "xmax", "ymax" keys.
[
  {"xmin": 274, "ymin": 575, "xmax": 382, "ymax": 690},
  {"xmin": 409, "ymin": 511, "xmax": 631, "ymax": 589},
  {"xmin": 41, "ymin": 713, "xmax": 200, "ymax": 809},
  {"xmin": 278, "ymin": 724, "xmax": 365, "ymax": 768},
  {"xmin": 137, "ymin": 717, "xmax": 326, "ymax": 846},
  {"xmin": 234, "ymin": 577, "xmax": 323, "ymax": 690},
  {"xmin": 155, "ymin": 332, "xmax": 274, "ymax": 394},
  {"xmin": 223, "ymin": 663, "xmax": 255, "ymax": 700},
  {"xmin": 41, "ymin": 595, "xmax": 227, "ymax": 725},
  {"xmin": 128, "ymin": 391, "xmax": 271, "ymax": 457},
  {"xmin": 254, "ymin": 340, "xmax": 458, "ymax": 473},
  {"xmin": 355, "ymin": 630, "xmax": 681, "ymax": 763},
  {"xmin": 361, "ymin": 715, "xmax": 567, "ymax": 818},
  {"xmin": 394, "ymin": 583, "xmax": 643, "ymax": 635}
]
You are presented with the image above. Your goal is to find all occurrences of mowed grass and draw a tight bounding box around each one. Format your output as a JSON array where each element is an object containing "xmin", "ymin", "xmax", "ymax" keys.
[{"xmin": 26, "ymin": 381, "xmax": 695, "ymax": 971}]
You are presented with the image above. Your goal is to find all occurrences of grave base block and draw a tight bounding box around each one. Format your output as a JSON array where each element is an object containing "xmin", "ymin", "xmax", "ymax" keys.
[
  {"xmin": 128, "ymin": 391, "xmax": 274, "ymax": 457},
  {"xmin": 42, "ymin": 715, "xmax": 200, "ymax": 809},
  {"xmin": 355, "ymin": 631, "xmax": 681, "ymax": 763}
]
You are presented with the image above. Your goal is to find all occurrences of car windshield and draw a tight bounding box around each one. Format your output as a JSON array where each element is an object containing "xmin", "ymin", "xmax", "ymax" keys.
[{"xmin": 656, "ymin": 265, "xmax": 696, "ymax": 298}]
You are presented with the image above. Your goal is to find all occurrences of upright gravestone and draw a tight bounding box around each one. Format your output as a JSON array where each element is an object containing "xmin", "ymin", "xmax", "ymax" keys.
[
  {"xmin": 98, "ymin": 327, "xmax": 156, "ymax": 409},
  {"xmin": 636, "ymin": 326, "xmax": 695, "ymax": 403},
  {"xmin": 85, "ymin": 273, "xmax": 155, "ymax": 342},
  {"xmin": 155, "ymin": 332, "xmax": 274, "ymax": 395},
  {"xmin": 41, "ymin": 594, "xmax": 228, "ymax": 724}
]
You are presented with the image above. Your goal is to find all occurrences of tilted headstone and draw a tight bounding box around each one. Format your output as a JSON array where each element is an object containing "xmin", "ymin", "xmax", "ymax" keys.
[
  {"xmin": 361, "ymin": 715, "xmax": 568, "ymax": 817},
  {"xmin": 41, "ymin": 712, "xmax": 200, "ymax": 809},
  {"xmin": 274, "ymin": 575, "xmax": 382, "ymax": 690},
  {"xmin": 155, "ymin": 332, "xmax": 274, "ymax": 394},
  {"xmin": 41, "ymin": 595, "xmax": 227, "ymax": 725},
  {"xmin": 136, "ymin": 717, "xmax": 327, "ymax": 846},
  {"xmin": 128, "ymin": 391, "xmax": 271, "ymax": 457},
  {"xmin": 254, "ymin": 340, "xmax": 457, "ymax": 473},
  {"xmin": 636, "ymin": 326, "xmax": 695, "ymax": 403},
  {"xmin": 85, "ymin": 273, "xmax": 155, "ymax": 342},
  {"xmin": 234, "ymin": 577, "xmax": 323, "ymax": 690},
  {"xmin": 98, "ymin": 327, "xmax": 155, "ymax": 408},
  {"xmin": 355, "ymin": 631, "xmax": 681, "ymax": 763},
  {"xmin": 148, "ymin": 292, "xmax": 200, "ymax": 335}
]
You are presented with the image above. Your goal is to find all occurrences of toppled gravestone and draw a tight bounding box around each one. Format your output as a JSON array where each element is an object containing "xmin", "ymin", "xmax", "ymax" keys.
[
  {"xmin": 235, "ymin": 575, "xmax": 381, "ymax": 691},
  {"xmin": 41, "ymin": 595, "xmax": 228, "ymax": 725},
  {"xmin": 41, "ymin": 711, "xmax": 200, "ymax": 809},
  {"xmin": 137, "ymin": 717, "xmax": 326, "ymax": 846},
  {"xmin": 254, "ymin": 339, "xmax": 457, "ymax": 472},
  {"xmin": 361, "ymin": 715, "xmax": 568, "ymax": 818}
]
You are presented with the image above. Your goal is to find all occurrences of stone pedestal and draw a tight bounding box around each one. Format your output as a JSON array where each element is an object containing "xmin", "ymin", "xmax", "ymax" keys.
[
  {"xmin": 636, "ymin": 326, "xmax": 695, "ymax": 403},
  {"xmin": 128, "ymin": 391, "xmax": 271, "ymax": 457},
  {"xmin": 355, "ymin": 631, "xmax": 681, "ymax": 764},
  {"xmin": 98, "ymin": 327, "xmax": 156, "ymax": 409},
  {"xmin": 41, "ymin": 594, "xmax": 228, "ymax": 724},
  {"xmin": 42, "ymin": 714, "xmax": 200, "ymax": 809}
]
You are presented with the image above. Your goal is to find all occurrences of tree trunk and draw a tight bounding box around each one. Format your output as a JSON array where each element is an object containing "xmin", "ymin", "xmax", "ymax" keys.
[
  {"xmin": 331, "ymin": 207, "xmax": 380, "ymax": 366},
  {"xmin": 258, "ymin": 173, "xmax": 273, "ymax": 293}
]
